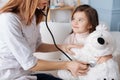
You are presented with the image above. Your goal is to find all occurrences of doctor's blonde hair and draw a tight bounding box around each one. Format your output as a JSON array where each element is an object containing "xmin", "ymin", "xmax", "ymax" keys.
[{"xmin": 0, "ymin": 0, "xmax": 43, "ymax": 25}]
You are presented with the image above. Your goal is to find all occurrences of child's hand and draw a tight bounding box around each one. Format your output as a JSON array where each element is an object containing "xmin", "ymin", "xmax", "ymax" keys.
[{"xmin": 96, "ymin": 54, "xmax": 112, "ymax": 64}]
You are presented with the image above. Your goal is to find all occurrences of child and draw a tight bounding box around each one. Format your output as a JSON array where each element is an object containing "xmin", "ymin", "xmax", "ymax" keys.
[
  {"xmin": 61, "ymin": 4, "xmax": 99, "ymax": 56},
  {"xmin": 58, "ymin": 4, "xmax": 118, "ymax": 80}
]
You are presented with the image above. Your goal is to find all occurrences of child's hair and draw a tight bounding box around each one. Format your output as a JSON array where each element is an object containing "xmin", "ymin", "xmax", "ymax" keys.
[{"xmin": 71, "ymin": 4, "xmax": 99, "ymax": 33}]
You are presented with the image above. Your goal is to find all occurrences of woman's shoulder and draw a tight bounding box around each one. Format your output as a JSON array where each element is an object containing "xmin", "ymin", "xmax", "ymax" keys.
[
  {"xmin": 0, "ymin": 12, "xmax": 17, "ymax": 16},
  {"xmin": 0, "ymin": 12, "xmax": 22, "ymax": 30},
  {"xmin": 0, "ymin": 12, "xmax": 20, "ymax": 21},
  {"xmin": 0, "ymin": 12, "xmax": 22, "ymax": 26}
]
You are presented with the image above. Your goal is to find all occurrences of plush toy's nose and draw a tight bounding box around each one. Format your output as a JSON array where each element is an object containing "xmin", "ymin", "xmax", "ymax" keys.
[{"xmin": 97, "ymin": 37, "xmax": 105, "ymax": 45}]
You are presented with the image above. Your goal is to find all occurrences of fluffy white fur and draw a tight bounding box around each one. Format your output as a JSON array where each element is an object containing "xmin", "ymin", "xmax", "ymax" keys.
[{"xmin": 58, "ymin": 24, "xmax": 120, "ymax": 80}]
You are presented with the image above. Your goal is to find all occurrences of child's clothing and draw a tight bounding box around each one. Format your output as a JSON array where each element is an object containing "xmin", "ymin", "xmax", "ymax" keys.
[
  {"xmin": 64, "ymin": 32, "xmax": 89, "ymax": 44},
  {"xmin": 60, "ymin": 32, "xmax": 89, "ymax": 61}
]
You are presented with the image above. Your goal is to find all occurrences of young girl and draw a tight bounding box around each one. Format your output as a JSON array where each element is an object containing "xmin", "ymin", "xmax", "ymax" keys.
[
  {"xmin": 59, "ymin": 4, "xmax": 99, "ymax": 58},
  {"xmin": 58, "ymin": 4, "xmax": 113, "ymax": 80}
]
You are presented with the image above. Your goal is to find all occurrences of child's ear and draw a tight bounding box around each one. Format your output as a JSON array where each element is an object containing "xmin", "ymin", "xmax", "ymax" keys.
[{"xmin": 88, "ymin": 25, "xmax": 92, "ymax": 29}]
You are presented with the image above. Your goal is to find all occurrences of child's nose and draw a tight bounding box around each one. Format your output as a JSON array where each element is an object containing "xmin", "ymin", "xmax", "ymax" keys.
[{"xmin": 74, "ymin": 20, "xmax": 79, "ymax": 24}]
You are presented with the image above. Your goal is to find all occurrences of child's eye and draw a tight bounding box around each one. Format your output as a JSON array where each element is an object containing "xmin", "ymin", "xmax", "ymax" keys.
[
  {"xmin": 78, "ymin": 19, "xmax": 83, "ymax": 22},
  {"xmin": 71, "ymin": 18, "xmax": 84, "ymax": 23}
]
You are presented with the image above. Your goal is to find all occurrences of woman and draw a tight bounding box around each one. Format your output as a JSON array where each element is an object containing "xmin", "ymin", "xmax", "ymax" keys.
[{"xmin": 0, "ymin": 0, "xmax": 88, "ymax": 80}]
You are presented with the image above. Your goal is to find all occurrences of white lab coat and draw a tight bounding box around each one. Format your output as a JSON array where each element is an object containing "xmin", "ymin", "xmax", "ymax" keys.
[{"xmin": 0, "ymin": 13, "xmax": 41, "ymax": 80}]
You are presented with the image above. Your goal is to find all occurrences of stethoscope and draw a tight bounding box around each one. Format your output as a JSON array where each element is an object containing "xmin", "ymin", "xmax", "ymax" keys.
[
  {"xmin": 39, "ymin": 0, "xmax": 96, "ymax": 68},
  {"xmin": 39, "ymin": 0, "xmax": 73, "ymax": 61}
]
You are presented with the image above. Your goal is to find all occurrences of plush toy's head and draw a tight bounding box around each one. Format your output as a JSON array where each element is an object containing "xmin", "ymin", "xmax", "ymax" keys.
[{"xmin": 85, "ymin": 24, "xmax": 115, "ymax": 56}]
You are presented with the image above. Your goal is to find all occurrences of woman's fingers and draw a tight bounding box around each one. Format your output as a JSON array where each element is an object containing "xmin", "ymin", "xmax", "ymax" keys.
[
  {"xmin": 69, "ymin": 61, "xmax": 88, "ymax": 77},
  {"xmin": 60, "ymin": 44, "xmax": 84, "ymax": 56},
  {"xmin": 78, "ymin": 68, "xmax": 89, "ymax": 74},
  {"xmin": 72, "ymin": 66, "xmax": 89, "ymax": 77},
  {"xmin": 66, "ymin": 48, "xmax": 75, "ymax": 55},
  {"xmin": 68, "ymin": 44, "xmax": 83, "ymax": 48},
  {"xmin": 66, "ymin": 44, "xmax": 84, "ymax": 55}
]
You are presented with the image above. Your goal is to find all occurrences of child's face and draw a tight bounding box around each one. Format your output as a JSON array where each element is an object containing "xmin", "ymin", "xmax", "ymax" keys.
[{"xmin": 71, "ymin": 11, "xmax": 92, "ymax": 33}]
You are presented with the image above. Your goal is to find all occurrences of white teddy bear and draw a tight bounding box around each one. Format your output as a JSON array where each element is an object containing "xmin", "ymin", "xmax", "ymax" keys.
[{"xmin": 58, "ymin": 24, "xmax": 120, "ymax": 80}]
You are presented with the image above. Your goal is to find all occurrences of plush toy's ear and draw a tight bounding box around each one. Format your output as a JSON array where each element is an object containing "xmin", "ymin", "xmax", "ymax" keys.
[{"xmin": 96, "ymin": 24, "xmax": 109, "ymax": 31}]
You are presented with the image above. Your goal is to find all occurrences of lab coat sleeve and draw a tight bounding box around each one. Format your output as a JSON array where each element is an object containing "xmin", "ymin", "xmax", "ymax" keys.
[
  {"xmin": 1, "ymin": 13, "xmax": 37, "ymax": 70},
  {"xmin": 36, "ymin": 25, "xmax": 42, "ymax": 49}
]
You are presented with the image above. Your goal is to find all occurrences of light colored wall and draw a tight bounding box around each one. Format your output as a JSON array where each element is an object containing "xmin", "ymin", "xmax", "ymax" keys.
[
  {"xmin": 89, "ymin": 0, "xmax": 120, "ymax": 31},
  {"xmin": 80, "ymin": 0, "xmax": 89, "ymax": 4}
]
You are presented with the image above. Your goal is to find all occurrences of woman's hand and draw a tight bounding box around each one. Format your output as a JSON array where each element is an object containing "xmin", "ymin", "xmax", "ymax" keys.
[
  {"xmin": 60, "ymin": 44, "xmax": 84, "ymax": 55},
  {"xmin": 66, "ymin": 61, "xmax": 89, "ymax": 77}
]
